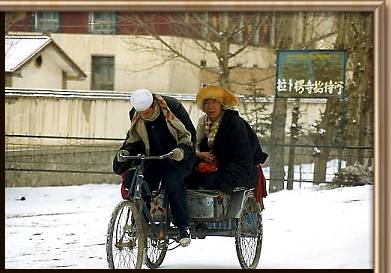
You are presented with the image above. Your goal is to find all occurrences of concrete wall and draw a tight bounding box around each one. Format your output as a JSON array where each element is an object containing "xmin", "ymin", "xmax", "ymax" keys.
[
  {"xmin": 5, "ymin": 89, "xmax": 326, "ymax": 141},
  {"xmin": 5, "ymin": 90, "xmax": 327, "ymax": 140},
  {"xmin": 5, "ymin": 91, "xmax": 203, "ymax": 140},
  {"xmin": 5, "ymin": 143, "xmax": 119, "ymax": 187}
]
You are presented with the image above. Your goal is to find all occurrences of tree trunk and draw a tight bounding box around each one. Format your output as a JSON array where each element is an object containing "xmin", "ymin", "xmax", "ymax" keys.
[
  {"xmin": 287, "ymin": 13, "xmax": 306, "ymax": 190},
  {"xmin": 337, "ymin": 13, "xmax": 373, "ymax": 167},
  {"xmin": 269, "ymin": 13, "xmax": 302, "ymax": 192},
  {"xmin": 287, "ymin": 100, "xmax": 300, "ymax": 190},
  {"xmin": 313, "ymin": 96, "xmax": 340, "ymax": 184},
  {"xmin": 269, "ymin": 97, "xmax": 287, "ymax": 192},
  {"xmin": 218, "ymin": 12, "xmax": 231, "ymax": 89},
  {"xmin": 268, "ymin": 13, "xmax": 296, "ymax": 192},
  {"xmin": 355, "ymin": 14, "xmax": 374, "ymax": 166}
]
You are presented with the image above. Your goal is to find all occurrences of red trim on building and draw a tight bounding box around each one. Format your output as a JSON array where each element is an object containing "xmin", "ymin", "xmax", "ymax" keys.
[
  {"xmin": 11, "ymin": 13, "xmax": 33, "ymax": 32},
  {"xmin": 60, "ymin": 12, "xmax": 88, "ymax": 34},
  {"xmin": 8, "ymin": 11, "xmax": 271, "ymax": 47}
]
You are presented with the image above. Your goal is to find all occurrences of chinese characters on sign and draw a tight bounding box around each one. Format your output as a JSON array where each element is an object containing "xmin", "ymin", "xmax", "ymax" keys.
[
  {"xmin": 276, "ymin": 79, "xmax": 345, "ymax": 96},
  {"xmin": 275, "ymin": 50, "xmax": 347, "ymax": 98}
]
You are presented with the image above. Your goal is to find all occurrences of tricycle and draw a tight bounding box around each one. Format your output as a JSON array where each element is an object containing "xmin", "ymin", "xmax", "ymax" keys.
[{"xmin": 106, "ymin": 152, "xmax": 263, "ymax": 269}]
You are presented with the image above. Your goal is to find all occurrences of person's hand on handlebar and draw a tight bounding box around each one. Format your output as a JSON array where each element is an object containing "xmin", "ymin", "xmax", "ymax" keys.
[
  {"xmin": 170, "ymin": 148, "xmax": 184, "ymax": 161},
  {"xmin": 117, "ymin": 150, "xmax": 129, "ymax": 162}
]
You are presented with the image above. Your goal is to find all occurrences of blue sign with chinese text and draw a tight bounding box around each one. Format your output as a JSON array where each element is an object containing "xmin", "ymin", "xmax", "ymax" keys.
[{"xmin": 275, "ymin": 50, "xmax": 347, "ymax": 98}]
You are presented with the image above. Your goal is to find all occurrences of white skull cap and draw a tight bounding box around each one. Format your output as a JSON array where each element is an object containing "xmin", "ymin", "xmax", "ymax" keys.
[{"xmin": 130, "ymin": 89, "xmax": 153, "ymax": 112}]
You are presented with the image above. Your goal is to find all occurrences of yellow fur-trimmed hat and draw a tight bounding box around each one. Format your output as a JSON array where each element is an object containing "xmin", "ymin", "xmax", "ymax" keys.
[{"xmin": 196, "ymin": 85, "xmax": 239, "ymax": 110}]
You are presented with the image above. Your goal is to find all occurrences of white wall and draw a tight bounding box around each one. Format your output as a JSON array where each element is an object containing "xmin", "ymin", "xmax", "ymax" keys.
[
  {"xmin": 5, "ymin": 95, "xmax": 203, "ymax": 141},
  {"xmin": 50, "ymin": 34, "xmax": 276, "ymax": 94},
  {"xmin": 5, "ymin": 91, "xmax": 325, "ymax": 145},
  {"xmin": 11, "ymin": 49, "xmax": 63, "ymax": 89}
]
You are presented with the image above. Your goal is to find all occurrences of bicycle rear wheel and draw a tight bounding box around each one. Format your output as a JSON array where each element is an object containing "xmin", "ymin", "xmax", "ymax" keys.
[
  {"xmin": 145, "ymin": 231, "xmax": 168, "ymax": 268},
  {"xmin": 106, "ymin": 199, "xmax": 146, "ymax": 269},
  {"xmin": 234, "ymin": 193, "xmax": 263, "ymax": 269},
  {"xmin": 145, "ymin": 199, "xmax": 169, "ymax": 268}
]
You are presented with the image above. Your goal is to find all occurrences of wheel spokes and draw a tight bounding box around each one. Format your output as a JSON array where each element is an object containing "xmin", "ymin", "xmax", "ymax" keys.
[
  {"xmin": 240, "ymin": 235, "xmax": 258, "ymax": 265},
  {"xmin": 236, "ymin": 198, "xmax": 262, "ymax": 268},
  {"xmin": 146, "ymin": 231, "xmax": 167, "ymax": 262},
  {"xmin": 147, "ymin": 238, "xmax": 160, "ymax": 262},
  {"xmin": 112, "ymin": 205, "xmax": 141, "ymax": 269}
]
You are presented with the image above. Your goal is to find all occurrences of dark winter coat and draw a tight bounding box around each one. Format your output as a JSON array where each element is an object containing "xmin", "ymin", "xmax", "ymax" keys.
[
  {"xmin": 113, "ymin": 95, "xmax": 196, "ymax": 176},
  {"xmin": 197, "ymin": 109, "xmax": 268, "ymax": 193}
]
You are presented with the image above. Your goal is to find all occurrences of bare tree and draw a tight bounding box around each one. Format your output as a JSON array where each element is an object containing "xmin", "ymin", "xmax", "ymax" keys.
[
  {"xmin": 118, "ymin": 12, "xmax": 271, "ymax": 89},
  {"xmin": 241, "ymin": 75, "xmax": 272, "ymax": 142},
  {"xmin": 5, "ymin": 12, "xmax": 28, "ymax": 34},
  {"xmin": 312, "ymin": 12, "xmax": 374, "ymax": 184},
  {"xmin": 339, "ymin": 12, "xmax": 374, "ymax": 166},
  {"xmin": 268, "ymin": 12, "xmax": 299, "ymax": 193},
  {"xmin": 271, "ymin": 11, "xmax": 343, "ymax": 191},
  {"xmin": 118, "ymin": 11, "xmax": 361, "ymax": 192}
]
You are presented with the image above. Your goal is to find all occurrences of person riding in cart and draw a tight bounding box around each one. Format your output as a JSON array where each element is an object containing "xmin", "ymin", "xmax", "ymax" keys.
[{"xmin": 187, "ymin": 85, "xmax": 268, "ymax": 203}]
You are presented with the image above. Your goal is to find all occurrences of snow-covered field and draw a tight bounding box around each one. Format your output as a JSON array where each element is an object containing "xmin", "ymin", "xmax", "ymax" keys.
[{"xmin": 5, "ymin": 183, "xmax": 373, "ymax": 269}]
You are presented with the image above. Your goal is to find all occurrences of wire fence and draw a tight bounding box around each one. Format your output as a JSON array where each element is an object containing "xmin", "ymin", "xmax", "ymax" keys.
[
  {"xmin": 5, "ymin": 134, "xmax": 373, "ymax": 187},
  {"xmin": 261, "ymin": 143, "xmax": 374, "ymax": 189},
  {"xmin": 5, "ymin": 134, "xmax": 122, "ymax": 174}
]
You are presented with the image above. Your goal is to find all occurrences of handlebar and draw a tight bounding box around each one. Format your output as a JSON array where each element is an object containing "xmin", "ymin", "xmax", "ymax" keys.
[{"xmin": 119, "ymin": 151, "xmax": 174, "ymax": 161}]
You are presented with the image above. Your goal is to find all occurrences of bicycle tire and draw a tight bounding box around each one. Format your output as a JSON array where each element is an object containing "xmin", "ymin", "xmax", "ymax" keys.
[
  {"xmin": 144, "ymin": 196, "xmax": 169, "ymax": 268},
  {"xmin": 106, "ymin": 199, "xmax": 146, "ymax": 269},
  {"xmin": 234, "ymin": 193, "xmax": 263, "ymax": 269},
  {"xmin": 145, "ymin": 235, "xmax": 168, "ymax": 268}
]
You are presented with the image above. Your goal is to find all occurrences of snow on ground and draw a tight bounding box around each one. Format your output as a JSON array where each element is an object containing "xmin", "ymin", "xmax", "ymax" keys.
[{"xmin": 5, "ymin": 183, "xmax": 372, "ymax": 269}]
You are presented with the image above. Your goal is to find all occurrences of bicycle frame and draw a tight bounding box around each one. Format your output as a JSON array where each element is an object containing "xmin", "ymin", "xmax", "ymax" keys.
[{"xmin": 119, "ymin": 152, "xmax": 173, "ymax": 230}]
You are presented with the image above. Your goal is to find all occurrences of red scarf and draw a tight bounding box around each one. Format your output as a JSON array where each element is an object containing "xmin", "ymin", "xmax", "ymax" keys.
[{"xmin": 255, "ymin": 165, "xmax": 267, "ymax": 207}]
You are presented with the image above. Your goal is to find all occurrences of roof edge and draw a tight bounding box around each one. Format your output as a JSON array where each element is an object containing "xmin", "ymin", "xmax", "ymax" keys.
[{"xmin": 6, "ymin": 35, "xmax": 87, "ymax": 79}]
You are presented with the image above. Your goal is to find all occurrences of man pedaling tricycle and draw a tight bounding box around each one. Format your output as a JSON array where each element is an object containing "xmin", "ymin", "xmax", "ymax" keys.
[{"xmin": 112, "ymin": 88, "xmax": 196, "ymax": 247}]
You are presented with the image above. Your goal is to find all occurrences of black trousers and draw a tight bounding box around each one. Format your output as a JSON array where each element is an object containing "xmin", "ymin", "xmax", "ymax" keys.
[{"xmin": 143, "ymin": 160, "xmax": 188, "ymax": 230}]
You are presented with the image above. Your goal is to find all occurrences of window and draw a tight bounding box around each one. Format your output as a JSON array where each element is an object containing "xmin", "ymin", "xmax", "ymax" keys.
[
  {"xmin": 91, "ymin": 56, "xmax": 115, "ymax": 90},
  {"xmin": 88, "ymin": 12, "xmax": 116, "ymax": 34},
  {"xmin": 34, "ymin": 12, "xmax": 60, "ymax": 32}
]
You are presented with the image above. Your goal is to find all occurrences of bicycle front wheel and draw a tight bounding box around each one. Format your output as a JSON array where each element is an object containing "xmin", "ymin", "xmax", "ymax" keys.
[{"xmin": 106, "ymin": 199, "xmax": 146, "ymax": 269}]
